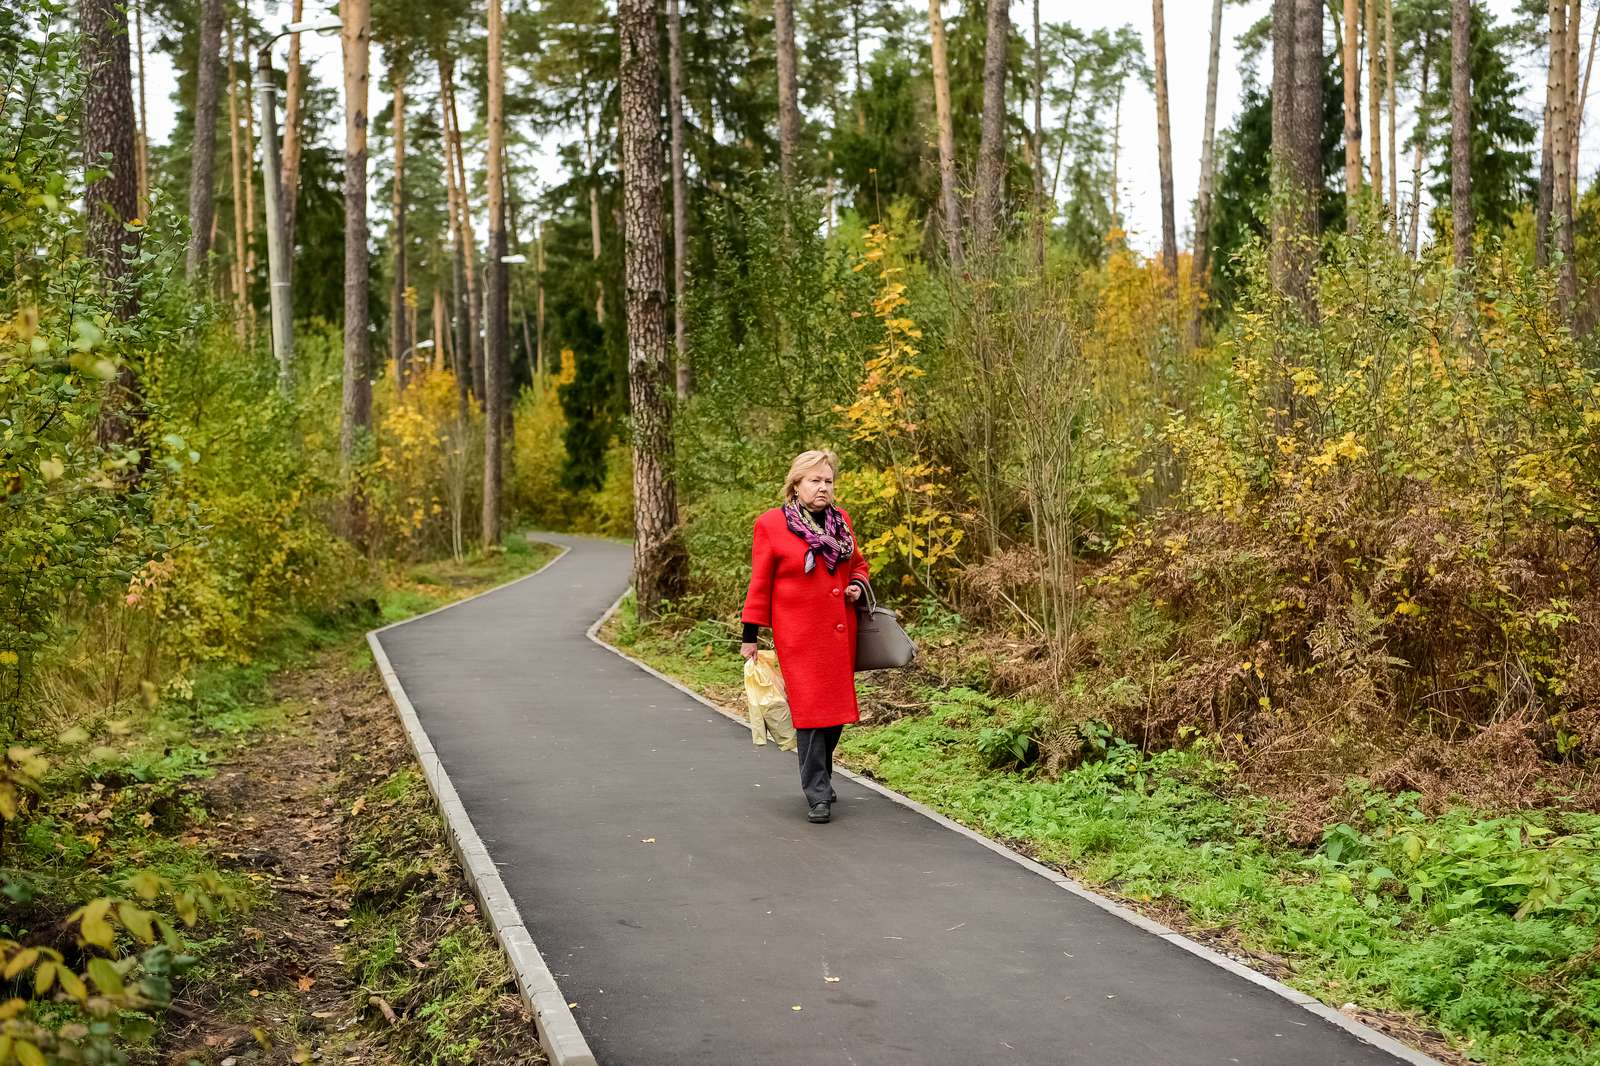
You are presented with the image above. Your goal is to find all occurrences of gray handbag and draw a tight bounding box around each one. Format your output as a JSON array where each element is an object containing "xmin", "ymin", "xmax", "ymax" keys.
[{"xmin": 853, "ymin": 581, "xmax": 916, "ymax": 671}]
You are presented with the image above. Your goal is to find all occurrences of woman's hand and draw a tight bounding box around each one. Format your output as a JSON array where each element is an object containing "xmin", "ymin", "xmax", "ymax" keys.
[
  {"xmin": 740, "ymin": 642, "xmax": 759, "ymax": 660},
  {"xmin": 844, "ymin": 584, "xmax": 863, "ymax": 604}
]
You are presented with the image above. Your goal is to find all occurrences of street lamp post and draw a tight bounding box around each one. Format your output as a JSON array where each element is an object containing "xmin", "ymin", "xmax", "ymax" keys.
[{"xmin": 257, "ymin": 16, "xmax": 340, "ymax": 392}]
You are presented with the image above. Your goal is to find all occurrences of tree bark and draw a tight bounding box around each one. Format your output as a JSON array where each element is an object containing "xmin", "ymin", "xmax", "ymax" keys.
[
  {"xmin": 1031, "ymin": 0, "xmax": 1045, "ymax": 269},
  {"xmin": 1569, "ymin": 0, "xmax": 1582, "ymax": 192},
  {"xmin": 186, "ymin": 0, "xmax": 223, "ymax": 279},
  {"xmin": 442, "ymin": 58, "xmax": 485, "ymax": 402},
  {"xmin": 1152, "ymin": 0, "xmax": 1178, "ymax": 284},
  {"xmin": 774, "ymin": 0, "xmax": 801, "ymax": 188},
  {"xmin": 1550, "ymin": 0, "xmax": 1577, "ymax": 307},
  {"xmin": 1385, "ymin": 0, "xmax": 1397, "ymax": 233},
  {"xmin": 972, "ymin": 0, "xmax": 1010, "ymax": 251},
  {"xmin": 1342, "ymin": 0, "xmax": 1360, "ymax": 231},
  {"xmin": 1366, "ymin": 0, "xmax": 1383, "ymax": 212},
  {"xmin": 582, "ymin": 96, "xmax": 605, "ymax": 325},
  {"xmin": 483, "ymin": 0, "xmax": 507, "ymax": 548},
  {"xmin": 1409, "ymin": 40, "xmax": 1431, "ymax": 258},
  {"xmin": 227, "ymin": 19, "xmax": 247, "ymax": 320},
  {"xmin": 1451, "ymin": 0, "xmax": 1473, "ymax": 271},
  {"xmin": 668, "ymin": 0, "xmax": 690, "ymax": 397},
  {"xmin": 340, "ymin": 0, "xmax": 372, "ymax": 477},
  {"xmin": 619, "ymin": 0, "xmax": 686, "ymax": 618},
  {"xmin": 134, "ymin": 0, "xmax": 149, "ymax": 217},
  {"xmin": 928, "ymin": 0, "xmax": 963, "ymax": 268},
  {"xmin": 391, "ymin": 73, "xmax": 410, "ymax": 388},
  {"xmin": 1271, "ymin": 0, "xmax": 1322, "ymax": 311},
  {"xmin": 282, "ymin": 0, "xmax": 306, "ymax": 270},
  {"xmin": 80, "ymin": 0, "xmax": 145, "ymax": 450},
  {"xmin": 1190, "ymin": 0, "xmax": 1224, "ymax": 346},
  {"xmin": 242, "ymin": 22, "xmax": 257, "ymax": 301}
]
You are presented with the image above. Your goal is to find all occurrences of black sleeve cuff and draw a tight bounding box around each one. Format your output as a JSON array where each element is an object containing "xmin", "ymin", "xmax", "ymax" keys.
[{"xmin": 742, "ymin": 622, "xmax": 760, "ymax": 643}]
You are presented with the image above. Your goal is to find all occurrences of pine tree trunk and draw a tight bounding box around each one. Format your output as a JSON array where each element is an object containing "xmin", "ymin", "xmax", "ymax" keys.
[
  {"xmin": 668, "ymin": 0, "xmax": 690, "ymax": 397},
  {"xmin": 80, "ymin": 0, "xmax": 145, "ymax": 450},
  {"xmin": 1451, "ymin": 0, "xmax": 1474, "ymax": 271},
  {"xmin": 186, "ymin": 0, "xmax": 223, "ymax": 278},
  {"xmin": 928, "ymin": 0, "xmax": 962, "ymax": 268},
  {"xmin": 535, "ymin": 220, "xmax": 546, "ymax": 375},
  {"xmin": 972, "ymin": 0, "xmax": 1009, "ymax": 250},
  {"xmin": 391, "ymin": 73, "xmax": 410, "ymax": 388},
  {"xmin": 774, "ymin": 0, "xmax": 800, "ymax": 188},
  {"xmin": 432, "ymin": 288, "xmax": 446, "ymax": 374},
  {"xmin": 1569, "ymin": 0, "xmax": 1582, "ymax": 192},
  {"xmin": 134, "ymin": 0, "xmax": 149, "ymax": 217},
  {"xmin": 242, "ymin": 22, "xmax": 256, "ymax": 302},
  {"xmin": 1343, "ymin": 0, "xmax": 1360, "ymax": 231},
  {"xmin": 281, "ymin": 0, "xmax": 305, "ymax": 270},
  {"xmin": 1271, "ymin": 0, "xmax": 1322, "ymax": 311},
  {"xmin": 227, "ymin": 20, "xmax": 247, "ymax": 321},
  {"xmin": 582, "ymin": 98, "xmax": 606, "ymax": 325},
  {"xmin": 1385, "ymin": 0, "xmax": 1398, "ymax": 233},
  {"xmin": 1550, "ymin": 0, "xmax": 1577, "ymax": 307},
  {"xmin": 483, "ymin": 0, "xmax": 507, "ymax": 548},
  {"xmin": 1409, "ymin": 42, "xmax": 1431, "ymax": 257},
  {"xmin": 1366, "ymin": 0, "xmax": 1383, "ymax": 210},
  {"xmin": 1190, "ymin": 0, "xmax": 1224, "ymax": 346},
  {"xmin": 1111, "ymin": 86, "xmax": 1122, "ymax": 224},
  {"xmin": 1152, "ymin": 0, "xmax": 1177, "ymax": 284},
  {"xmin": 619, "ymin": 0, "xmax": 686, "ymax": 618},
  {"xmin": 442, "ymin": 60, "xmax": 485, "ymax": 402},
  {"xmin": 340, "ymin": 0, "xmax": 372, "ymax": 477}
]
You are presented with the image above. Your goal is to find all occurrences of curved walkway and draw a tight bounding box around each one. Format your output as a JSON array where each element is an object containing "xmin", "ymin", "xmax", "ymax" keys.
[{"xmin": 371, "ymin": 533, "xmax": 1433, "ymax": 1066}]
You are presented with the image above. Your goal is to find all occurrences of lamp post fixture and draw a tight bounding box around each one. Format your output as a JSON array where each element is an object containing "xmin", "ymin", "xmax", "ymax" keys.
[{"xmin": 257, "ymin": 15, "xmax": 341, "ymax": 392}]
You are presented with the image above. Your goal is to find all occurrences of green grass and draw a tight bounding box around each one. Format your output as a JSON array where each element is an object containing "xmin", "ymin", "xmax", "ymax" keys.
[{"xmin": 609, "ymin": 606, "xmax": 1600, "ymax": 1066}]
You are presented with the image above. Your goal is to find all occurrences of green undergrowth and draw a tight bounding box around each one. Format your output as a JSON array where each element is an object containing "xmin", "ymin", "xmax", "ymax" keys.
[
  {"xmin": 605, "ymin": 601, "xmax": 1600, "ymax": 1066},
  {"xmin": 3, "ymin": 534, "xmax": 556, "ymax": 1064},
  {"xmin": 345, "ymin": 767, "xmax": 543, "ymax": 1065}
]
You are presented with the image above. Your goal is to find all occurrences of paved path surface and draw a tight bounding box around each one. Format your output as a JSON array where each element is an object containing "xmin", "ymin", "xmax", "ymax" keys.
[{"xmin": 374, "ymin": 534, "xmax": 1420, "ymax": 1066}]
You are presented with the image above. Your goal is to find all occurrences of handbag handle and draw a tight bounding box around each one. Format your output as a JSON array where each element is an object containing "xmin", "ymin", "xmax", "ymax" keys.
[{"xmin": 852, "ymin": 579, "xmax": 879, "ymax": 613}]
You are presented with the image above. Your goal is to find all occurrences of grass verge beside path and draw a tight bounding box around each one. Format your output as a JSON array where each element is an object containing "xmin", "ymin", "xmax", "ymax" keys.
[
  {"xmin": 603, "ymin": 598, "xmax": 1600, "ymax": 1066},
  {"xmin": 6, "ymin": 535, "xmax": 557, "ymax": 1065}
]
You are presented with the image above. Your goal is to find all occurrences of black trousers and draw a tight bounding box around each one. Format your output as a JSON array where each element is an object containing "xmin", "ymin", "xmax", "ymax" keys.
[{"xmin": 796, "ymin": 725, "xmax": 843, "ymax": 806}]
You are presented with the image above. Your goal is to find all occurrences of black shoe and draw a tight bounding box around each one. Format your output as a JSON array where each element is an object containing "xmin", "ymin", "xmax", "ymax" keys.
[{"xmin": 808, "ymin": 802, "xmax": 831, "ymax": 824}]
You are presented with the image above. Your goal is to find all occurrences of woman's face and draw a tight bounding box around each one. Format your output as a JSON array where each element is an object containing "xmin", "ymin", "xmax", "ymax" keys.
[{"xmin": 795, "ymin": 464, "xmax": 835, "ymax": 509}]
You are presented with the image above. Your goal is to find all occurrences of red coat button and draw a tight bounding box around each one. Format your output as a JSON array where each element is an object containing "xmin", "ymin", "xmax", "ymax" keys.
[
  {"xmin": 831, "ymin": 587, "xmax": 841, "ymax": 596},
  {"xmin": 834, "ymin": 622, "xmax": 845, "ymax": 632}
]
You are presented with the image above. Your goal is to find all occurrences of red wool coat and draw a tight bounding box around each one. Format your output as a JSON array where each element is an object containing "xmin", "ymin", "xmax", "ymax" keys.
[{"xmin": 741, "ymin": 507, "xmax": 872, "ymax": 729}]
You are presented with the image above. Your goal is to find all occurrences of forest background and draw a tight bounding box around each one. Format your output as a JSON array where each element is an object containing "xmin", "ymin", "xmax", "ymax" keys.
[{"xmin": 8, "ymin": 0, "xmax": 1600, "ymax": 1063}]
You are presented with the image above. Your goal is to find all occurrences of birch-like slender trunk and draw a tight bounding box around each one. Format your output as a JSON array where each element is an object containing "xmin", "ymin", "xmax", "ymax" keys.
[
  {"xmin": 1409, "ymin": 43, "xmax": 1431, "ymax": 258},
  {"xmin": 1550, "ymin": 0, "xmax": 1577, "ymax": 307},
  {"xmin": 442, "ymin": 59, "xmax": 485, "ymax": 401},
  {"xmin": 582, "ymin": 97, "xmax": 605, "ymax": 324},
  {"xmin": 1031, "ymin": 0, "xmax": 1045, "ymax": 269},
  {"xmin": 928, "ymin": 0, "xmax": 962, "ymax": 268},
  {"xmin": 226, "ymin": 20, "xmax": 248, "ymax": 328},
  {"xmin": 1385, "ymin": 0, "xmax": 1397, "ymax": 233}
]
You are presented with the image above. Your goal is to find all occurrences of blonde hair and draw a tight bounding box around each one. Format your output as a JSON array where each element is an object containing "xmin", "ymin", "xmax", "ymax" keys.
[{"xmin": 783, "ymin": 449, "xmax": 839, "ymax": 501}]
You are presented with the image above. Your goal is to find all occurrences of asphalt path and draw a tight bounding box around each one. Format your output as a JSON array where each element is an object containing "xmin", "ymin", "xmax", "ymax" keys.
[{"xmin": 373, "ymin": 533, "xmax": 1421, "ymax": 1066}]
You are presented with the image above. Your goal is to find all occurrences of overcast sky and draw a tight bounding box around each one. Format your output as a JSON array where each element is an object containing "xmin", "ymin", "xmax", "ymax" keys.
[{"xmin": 141, "ymin": 0, "xmax": 1560, "ymax": 255}]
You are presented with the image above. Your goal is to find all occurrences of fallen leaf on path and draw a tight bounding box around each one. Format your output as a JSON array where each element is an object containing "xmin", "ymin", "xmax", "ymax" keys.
[
  {"xmin": 824, "ymin": 977, "xmax": 840, "ymax": 983},
  {"xmin": 248, "ymin": 989, "xmax": 262, "ymax": 998},
  {"xmin": 791, "ymin": 1005, "xmax": 803, "ymax": 1012},
  {"xmin": 291, "ymin": 1049, "xmax": 312, "ymax": 1064},
  {"xmin": 296, "ymin": 976, "xmax": 316, "ymax": 991},
  {"xmin": 136, "ymin": 812, "xmax": 154, "ymax": 828},
  {"xmin": 640, "ymin": 837, "xmax": 656, "ymax": 844},
  {"xmin": 350, "ymin": 797, "xmax": 366, "ymax": 816}
]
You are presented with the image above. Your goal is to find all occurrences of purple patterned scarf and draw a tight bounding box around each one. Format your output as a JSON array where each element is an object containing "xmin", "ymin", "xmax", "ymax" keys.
[{"xmin": 783, "ymin": 500, "xmax": 855, "ymax": 574}]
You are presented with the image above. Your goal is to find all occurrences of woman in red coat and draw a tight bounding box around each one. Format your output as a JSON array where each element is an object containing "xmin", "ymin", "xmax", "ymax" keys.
[{"xmin": 741, "ymin": 450, "xmax": 871, "ymax": 824}]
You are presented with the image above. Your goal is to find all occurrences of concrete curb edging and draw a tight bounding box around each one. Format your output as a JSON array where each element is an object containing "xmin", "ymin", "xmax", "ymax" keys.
[
  {"xmin": 584, "ymin": 591, "xmax": 1444, "ymax": 1066},
  {"xmin": 367, "ymin": 543, "xmax": 599, "ymax": 1066}
]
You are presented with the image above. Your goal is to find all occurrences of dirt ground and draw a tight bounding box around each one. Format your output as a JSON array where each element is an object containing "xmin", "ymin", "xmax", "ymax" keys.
[{"xmin": 158, "ymin": 644, "xmax": 546, "ymax": 1066}]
